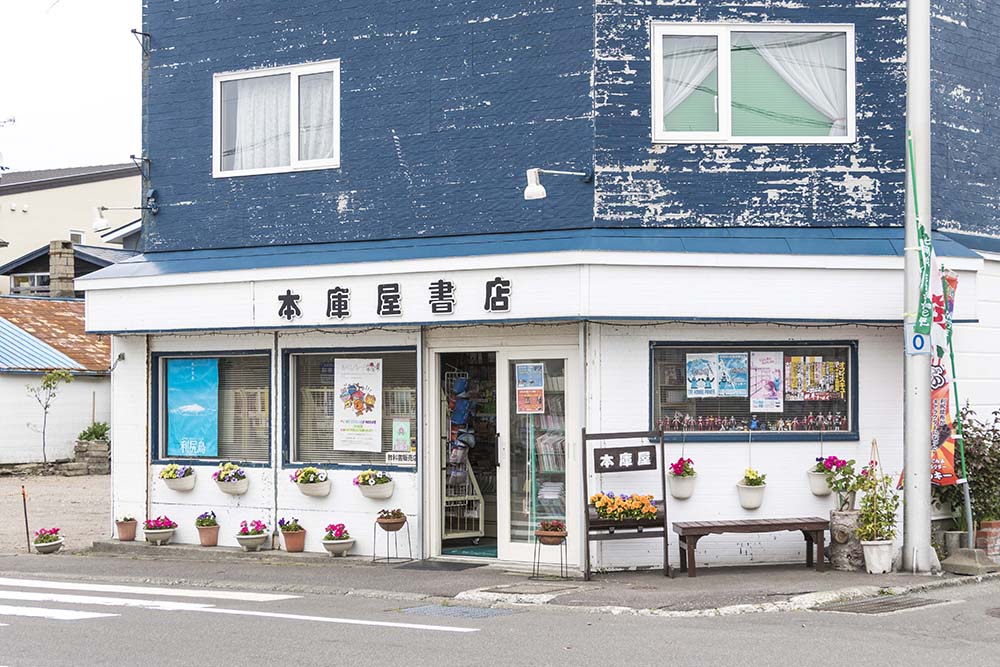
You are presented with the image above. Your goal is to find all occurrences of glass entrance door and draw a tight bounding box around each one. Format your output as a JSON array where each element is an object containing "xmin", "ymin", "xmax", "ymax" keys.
[{"xmin": 497, "ymin": 349, "xmax": 578, "ymax": 563}]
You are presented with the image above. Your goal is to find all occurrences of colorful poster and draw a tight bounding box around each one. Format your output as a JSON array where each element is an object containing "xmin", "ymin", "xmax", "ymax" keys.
[
  {"xmin": 929, "ymin": 257, "xmax": 959, "ymax": 486},
  {"xmin": 166, "ymin": 358, "xmax": 219, "ymax": 457},
  {"xmin": 686, "ymin": 353, "xmax": 718, "ymax": 398},
  {"xmin": 392, "ymin": 418, "xmax": 412, "ymax": 452},
  {"xmin": 786, "ymin": 356, "xmax": 846, "ymax": 402},
  {"xmin": 334, "ymin": 358, "xmax": 383, "ymax": 452},
  {"xmin": 515, "ymin": 363, "xmax": 545, "ymax": 414},
  {"xmin": 750, "ymin": 351, "xmax": 784, "ymax": 412},
  {"xmin": 785, "ymin": 356, "xmax": 804, "ymax": 401},
  {"xmin": 717, "ymin": 353, "xmax": 748, "ymax": 397}
]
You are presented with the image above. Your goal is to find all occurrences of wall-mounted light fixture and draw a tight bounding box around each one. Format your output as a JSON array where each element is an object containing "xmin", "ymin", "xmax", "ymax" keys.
[
  {"xmin": 523, "ymin": 167, "xmax": 594, "ymax": 201},
  {"xmin": 92, "ymin": 188, "xmax": 158, "ymax": 231}
]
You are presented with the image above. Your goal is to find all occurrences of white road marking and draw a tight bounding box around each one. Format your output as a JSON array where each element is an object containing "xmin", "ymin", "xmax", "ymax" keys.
[
  {"xmin": 0, "ymin": 605, "xmax": 118, "ymax": 621},
  {"xmin": 0, "ymin": 577, "xmax": 298, "ymax": 602},
  {"xmin": 0, "ymin": 590, "xmax": 213, "ymax": 611},
  {"xmin": 195, "ymin": 607, "xmax": 479, "ymax": 633}
]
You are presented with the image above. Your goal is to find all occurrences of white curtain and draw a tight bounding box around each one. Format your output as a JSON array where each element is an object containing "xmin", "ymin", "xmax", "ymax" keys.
[
  {"xmin": 224, "ymin": 73, "xmax": 290, "ymax": 170},
  {"xmin": 298, "ymin": 72, "xmax": 337, "ymax": 161},
  {"xmin": 733, "ymin": 32, "xmax": 847, "ymax": 136},
  {"xmin": 662, "ymin": 34, "xmax": 719, "ymax": 118}
]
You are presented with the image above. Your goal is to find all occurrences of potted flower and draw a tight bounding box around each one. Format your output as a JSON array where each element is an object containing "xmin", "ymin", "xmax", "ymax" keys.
[
  {"xmin": 291, "ymin": 467, "xmax": 331, "ymax": 497},
  {"xmin": 808, "ymin": 457, "xmax": 835, "ymax": 497},
  {"xmin": 668, "ymin": 457, "xmax": 697, "ymax": 500},
  {"xmin": 143, "ymin": 516, "xmax": 178, "ymax": 545},
  {"xmin": 159, "ymin": 463, "xmax": 195, "ymax": 491},
  {"xmin": 737, "ymin": 468, "xmax": 767, "ymax": 510},
  {"xmin": 856, "ymin": 460, "xmax": 900, "ymax": 574},
  {"xmin": 534, "ymin": 519, "xmax": 567, "ymax": 545},
  {"xmin": 33, "ymin": 527, "xmax": 64, "ymax": 554},
  {"xmin": 213, "ymin": 462, "xmax": 249, "ymax": 495},
  {"xmin": 278, "ymin": 517, "xmax": 306, "ymax": 552},
  {"xmin": 322, "ymin": 523, "xmax": 354, "ymax": 557},
  {"xmin": 195, "ymin": 511, "xmax": 219, "ymax": 547},
  {"xmin": 235, "ymin": 519, "xmax": 269, "ymax": 552},
  {"xmin": 116, "ymin": 515, "xmax": 137, "ymax": 541},
  {"xmin": 376, "ymin": 508, "xmax": 407, "ymax": 532},
  {"xmin": 355, "ymin": 469, "xmax": 394, "ymax": 499},
  {"xmin": 826, "ymin": 457, "xmax": 861, "ymax": 511}
]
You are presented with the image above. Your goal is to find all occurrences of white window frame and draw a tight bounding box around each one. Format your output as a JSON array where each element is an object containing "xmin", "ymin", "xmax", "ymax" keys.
[
  {"xmin": 69, "ymin": 230, "xmax": 85, "ymax": 244},
  {"xmin": 650, "ymin": 23, "xmax": 856, "ymax": 145},
  {"xmin": 212, "ymin": 59, "xmax": 341, "ymax": 178}
]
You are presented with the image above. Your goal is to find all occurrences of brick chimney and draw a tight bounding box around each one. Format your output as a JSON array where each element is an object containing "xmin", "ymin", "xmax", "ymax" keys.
[{"xmin": 48, "ymin": 240, "xmax": 75, "ymax": 298}]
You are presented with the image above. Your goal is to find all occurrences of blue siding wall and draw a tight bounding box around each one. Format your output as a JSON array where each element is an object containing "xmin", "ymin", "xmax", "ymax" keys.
[
  {"xmin": 931, "ymin": 1, "xmax": 1000, "ymax": 237},
  {"xmin": 143, "ymin": 1, "xmax": 594, "ymax": 252},
  {"xmin": 594, "ymin": 2, "xmax": 907, "ymax": 229}
]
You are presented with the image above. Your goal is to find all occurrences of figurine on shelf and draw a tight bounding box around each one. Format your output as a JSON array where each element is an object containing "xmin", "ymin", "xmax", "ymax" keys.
[
  {"xmin": 805, "ymin": 412, "xmax": 816, "ymax": 430},
  {"xmin": 749, "ymin": 415, "xmax": 759, "ymax": 431},
  {"xmin": 672, "ymin": 415, "xmax": 682, "ymax": 431},
  {"xmin": 838, "ymin": 413, "xmax": 848, "ymax": 431}
]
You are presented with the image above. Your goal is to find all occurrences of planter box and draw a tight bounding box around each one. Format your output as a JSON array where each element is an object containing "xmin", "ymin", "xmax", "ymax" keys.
[
  {"xmin": 144, "ymin": 528, "xmax": 175, "ymax": 546},
  {"xmin": 322, "ymin": 538, "xmax": 355, "ymax": 557},
  {"xmin": 359, "ymin": 480, "xmax": 394, "ymax": 500},
  {"xmin": 163, "ymin": 475, "xmax": 196, "ymax": 492},
  {"xmin": 197, "ymin": 524, "xmax": 220, "ymax": 547},
  {"xmin": 861, "ymin": 539, "xmax": 894, "ymax": 574},
  {"xmin": 34, "ymin": 538, "xmax": 64, "ymax": 554},
  {"xmin": 282, "ymin": 530, "xmax": 307, "ymax": 553},
  {"xmin": 737, "ymin": 484, "xmax": 766, "ymax": 510},
  {"xmin": 534, "ymin": 530, "xmax": 567, "ymax": 546},
  {"xmin": 235, "ymin": 533, "xmax": 268, "ymax": 552},
  {"xmin": 668, "ymin": 474, "xmax": 696, "ymax": 500},
  {"xmin": 216, "ymin": 478, "xmax": 249, "ymax": 496},
  {"xmin": 116, "ymin": 520, "xmax": 137, "ymax": 542},
  {"xmin": 377, "ymin": 517, "xmax": 406, "ymax": 532},
  {"xmin": 296, "ymin": 479, "xmax": 331, "ymax": 497},
  {"xmin": 807, "ymin": 471, "xmax": 832, "ymax": 497}
]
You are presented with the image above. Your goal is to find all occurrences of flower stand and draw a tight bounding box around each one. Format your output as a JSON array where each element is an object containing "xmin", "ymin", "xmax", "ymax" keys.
[{"xmin": 372, "ymin": 516, "xmax": 412, "ymax": 564}]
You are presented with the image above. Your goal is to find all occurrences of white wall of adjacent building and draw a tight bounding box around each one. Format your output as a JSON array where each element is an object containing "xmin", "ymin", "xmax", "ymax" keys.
[
  {"xmin": 0, "ymin": 374, "xmax": 110, "ymax": 464},
  {"xmin": 954, "ymin": 252, "xmax": 1000, "ymax": 420}
]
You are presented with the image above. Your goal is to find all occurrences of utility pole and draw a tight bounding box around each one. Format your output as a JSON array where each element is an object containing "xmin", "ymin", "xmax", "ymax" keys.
[{"xmin": 903, "ymin": 0, "xmax": 934, "ymax": 573}]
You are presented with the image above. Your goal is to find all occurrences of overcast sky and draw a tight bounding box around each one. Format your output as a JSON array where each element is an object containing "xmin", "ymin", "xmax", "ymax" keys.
[{"xmin": 0, "ymin": 0, "xmax": 141, "ymax": 172}]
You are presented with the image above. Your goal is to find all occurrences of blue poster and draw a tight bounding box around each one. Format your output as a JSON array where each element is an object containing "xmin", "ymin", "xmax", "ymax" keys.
[
  {"xmin": 167, "ymin": 358, "xmax": 219, "ymax": 457},
  {"xmin": 717, "ymin": 352, "xmax": 749, "ymax": 397}
]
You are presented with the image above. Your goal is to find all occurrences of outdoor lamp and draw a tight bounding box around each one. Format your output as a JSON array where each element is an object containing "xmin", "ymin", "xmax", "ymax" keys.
[
  {"xmin": 523, "ymin": 167, "xmax": 593, "ymax": 201},
  {"xmin": 93, "ymin": 189, "xmax": 159, "ymax": 231}
]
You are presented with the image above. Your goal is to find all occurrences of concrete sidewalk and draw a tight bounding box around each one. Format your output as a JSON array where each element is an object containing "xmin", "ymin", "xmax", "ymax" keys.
[{"xmin": 45, "ymin": 539, "xmax": 992, "ymax": 615}]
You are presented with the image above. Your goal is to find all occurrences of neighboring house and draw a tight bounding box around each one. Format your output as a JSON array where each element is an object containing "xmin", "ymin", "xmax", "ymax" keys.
[
  {"xmin": 0, "ymin": 296, "xmax": 110, "ymax": 464},
  {"xmin": 0, "ymin": 164, "xmax": 140, "ymax": 294},
  {"xmin": 78, "ymin": 2, "xmax": 996, "ymax": 569},
  {"xmin": 99, "ymin": 219, "xmax": 142, "ymax": 251},
  {"xmin": 0, "ymin": 241, "xmax": 138, "ymax": 297}
]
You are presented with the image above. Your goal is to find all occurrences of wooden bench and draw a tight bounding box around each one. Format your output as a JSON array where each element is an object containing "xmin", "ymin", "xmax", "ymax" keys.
[{"xmin": 672, "ymin": 517, "xmax": 828, "ymax": 577}]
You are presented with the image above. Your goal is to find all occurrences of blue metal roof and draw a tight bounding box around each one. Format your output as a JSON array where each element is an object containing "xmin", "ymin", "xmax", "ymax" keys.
[
  {"xmin": 82, "ymin": 227, "xmax": 981, "ymax": 282},
  {"xmin": 0, "ymin": 243, "xmax": 138, "ymax": 276},
  {"xmin": 0, "ymin": 315, "xmax": 84, "ymax": 372},
  {"xmin": 941, "ymin": 230, "xmax": 1000, "ymax": 255}
]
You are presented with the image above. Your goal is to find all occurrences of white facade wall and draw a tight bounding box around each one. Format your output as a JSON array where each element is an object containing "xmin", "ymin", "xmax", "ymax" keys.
[
  {"xmin": 585, "ymin": 323, "xmax": 903, "ymax": 569},
  {"xmin": 954, "ymin": 253, "xmax": 1000, "ymax": 418},
  {"xmin": 0, "ymin": 373, "xmax": 110, "ymax": 463}
]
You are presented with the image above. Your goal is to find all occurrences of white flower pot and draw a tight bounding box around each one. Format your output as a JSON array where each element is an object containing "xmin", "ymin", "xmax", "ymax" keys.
[
  {"xmin": 235, "ymin": 533, "xmax": 268, "ymax": 552},
  {"xmin": 144, "ymin": 528, "xmax": 175, "ymax": 546},
  {"xmin": 163, "ymin": 475, "xmax": 196, "ymax": 492},
  {"xmin": 359, "ymin": 480, "xmax": 394, "ymax": 499},
  {"xmin": 737, "ymin": 483, "xmax": 766, "ymax": 510},
  {"xmin": 861, "ymin": 540, "xmax": 895, "ymax": 574},
  {"xmin": 668, "ymin": 474, "xmax": 697, "ymax": 500},
  {"xmin": 297, "ymin": 479, "xmax": 331, "ymax": 497},
  {"xmin": 322, "ymin": 538, "xmax": 355, "ymax": 557},
  {"xmin": 34, "ymin": 538, "xmax": 64, "ymax": 554},
  {"xmin": 807, "ymin": 471, "xmax": 832, "ymax": 497},
  {"xmin": 216, "ymin": 478, "xmax": 249, "ymax": 496}
]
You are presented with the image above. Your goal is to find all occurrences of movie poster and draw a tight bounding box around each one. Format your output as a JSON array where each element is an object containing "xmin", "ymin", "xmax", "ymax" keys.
[
  {"xmin": 717, "ymin": 352, "xmax": 748, "ymax": 397},
  {"xmin": 686, "ymin": 353, "xmax": 718, "ymax": 398},
  {"xmin": 750, "ymin": 351, "xmax": 784, "ymax": 412},
  {"xmin": 334, "ymin": 358, "xmax": 383, "ymax": 452},
  {"xmin": 166, "ymin": 358, "xmax": 219, "ymax": 457}
]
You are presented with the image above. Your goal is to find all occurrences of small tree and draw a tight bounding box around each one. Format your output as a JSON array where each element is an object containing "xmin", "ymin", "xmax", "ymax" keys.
[{"xmin": 26, "ymin": 370, "xmax": 73, "ymax": 463}]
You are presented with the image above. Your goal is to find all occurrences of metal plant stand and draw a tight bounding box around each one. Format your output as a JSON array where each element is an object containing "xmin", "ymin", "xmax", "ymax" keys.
[
  {"xmin": 372, "ymin": 519, "xmax": 414, "ymax": 564},
  {"xmin": 531, "ymin": 537, "xmax": 568, "ymax": 580}
]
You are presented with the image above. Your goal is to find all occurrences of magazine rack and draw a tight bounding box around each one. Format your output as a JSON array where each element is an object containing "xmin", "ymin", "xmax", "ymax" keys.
[{"xmin": 581, "ymin": 429, "xmax": 674, "ymax": 581}]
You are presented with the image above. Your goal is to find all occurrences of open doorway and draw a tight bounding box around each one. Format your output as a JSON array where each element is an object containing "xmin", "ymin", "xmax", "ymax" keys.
[{"xmin": 439, "ymin": 352, "xmax": 498, "ymax": 558}]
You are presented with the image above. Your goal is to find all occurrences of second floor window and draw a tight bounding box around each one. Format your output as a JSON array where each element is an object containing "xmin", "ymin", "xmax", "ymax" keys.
[
  {"xmin": 651, "ymin": 24, "xmax": 855, "ymax": 144},
  {"xmin": 214, "ymin": 60, "xmax": 340, "ymax": 177}
]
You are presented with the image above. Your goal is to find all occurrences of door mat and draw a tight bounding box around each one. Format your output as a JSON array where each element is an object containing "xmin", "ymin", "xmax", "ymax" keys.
[
  {"xmin": 396, "ymin": 560, "xmax": 487, "ymax": 572},
  {"xmin": 442, "ymin": 545, "xmax": 498, "ymax": 558}
]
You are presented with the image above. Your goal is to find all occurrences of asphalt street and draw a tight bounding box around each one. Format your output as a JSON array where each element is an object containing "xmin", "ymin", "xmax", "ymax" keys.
[{"xmin": 0, "ymin": 556, "xmax": 998, "ymax": 666}]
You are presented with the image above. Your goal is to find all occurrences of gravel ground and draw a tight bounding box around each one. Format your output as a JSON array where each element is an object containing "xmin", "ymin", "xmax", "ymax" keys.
[{"xmin": 0, "ymin": 475, "xmax": 110, "ymax": 554}]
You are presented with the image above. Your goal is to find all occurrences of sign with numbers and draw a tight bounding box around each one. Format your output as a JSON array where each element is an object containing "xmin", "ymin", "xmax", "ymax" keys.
[{"xmin": 593, "ymin": 445, "xmax": 657, "ymax": 473}]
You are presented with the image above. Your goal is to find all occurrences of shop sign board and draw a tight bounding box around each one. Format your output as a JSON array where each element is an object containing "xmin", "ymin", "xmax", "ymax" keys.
[
  {"xmin": 515, "ymin": 362, "xmax": 545, "ymax": 414},
  {"xmin": 166, "ymin": 358, "xmax": 219, "ymax": 457},
  {"xmin": 594, "ymin": 445, "xmax": 657, "ymax": 473},
  {"xmin": 333, "ymin": 358, "xmax": 383, "ymax": 452},
  {"xmin": 385, "ymin": 451, "xmax": 416, "ymax": 467}
]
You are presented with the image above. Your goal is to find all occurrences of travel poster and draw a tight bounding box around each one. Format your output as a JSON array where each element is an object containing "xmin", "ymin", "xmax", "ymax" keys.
[
  {"xmin": 515, "ymin": 362, "xmax": 545, "ymax": 414},
  {"xmin": 686, "ymin": 353, "xmax": 718, "ymax": 398},
  {"xmin": 334, "ymin": 358, "xmax": 383, "ymax": 452},
  {"xmin": 717, "ymin": 352, "xmax": 748, "ymax": 397},
  {"xmin": 750, "ymin": 351, "xmax": 784, "ymax": 412},
  {"xmin": 166, "ymin": 358, "xmax": 219, "ymax": 457}
]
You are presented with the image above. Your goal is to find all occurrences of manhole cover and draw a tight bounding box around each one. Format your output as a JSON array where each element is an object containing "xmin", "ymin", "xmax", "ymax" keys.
[
  {"xmin": 483, "ymin": 583, "xmax": 577, "ymax": 595},
  {"xmin": 401, "ymin": 605, "xmax": 515, "ymax": 619},
  {"xmin": 816, "ymin": 596, "xmax": 946, "ymax": 615}
]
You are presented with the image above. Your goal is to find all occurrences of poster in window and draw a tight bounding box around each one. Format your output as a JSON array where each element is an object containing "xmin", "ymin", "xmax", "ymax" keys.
[
  {"xmin": 515, "ymin": 363, "xmax": 545, "ymax": 414},
  {"xmin": 686, "ymin": 353, "xmax": 718, "ymax": 398},
  {"xmin": 717, "ymin": 352, "xmax": 748, "ymax": 397},
  {"xmin": 786, "ymin": 356, "xmax": 846, "ymax": 402},
  {"xmin": 334, "ymin": 358, "xmax": 383, "ymax": 452},
  {"xmin": 750, "ymin": 351, "xmax": 784, "ymax": 412},
  {"xmin": 785, "ymin": 356, "xmax": 804, "ymax": 401},
  {"xmin": 166, "ymin": 358, "xmax": 219, "ymax": 457}
]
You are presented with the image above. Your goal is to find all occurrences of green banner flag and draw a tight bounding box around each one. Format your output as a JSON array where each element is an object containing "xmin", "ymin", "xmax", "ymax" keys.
[{"xmin": 908, "ymin": 132, "xmax": 933, "ymax": 335}]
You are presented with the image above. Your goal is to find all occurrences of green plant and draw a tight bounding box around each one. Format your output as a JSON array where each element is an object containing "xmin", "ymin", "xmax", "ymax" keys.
[
  {"xmin": 741, "ymin": 468, "xmax": 766, "ymax": 487},
  {"xmin": 935, "ymin": 406, "xmax": 1000, "ymax": 526},
  {"xmin": 195, "ymin": 511, "xmax": 217, "ymax": 527},
  {"xmin": 378, "ymin": 508, "xmax": 405, "ymax": 520},
  {"xmin": 539, "ymin": 520, "xmax": 566, "ymax": 532},
  {"xmin": 33, "ymin": 528, "xmax": 61, "ymax": 544},
  {"xmin": 278, "ymin": 517, "xmax": 303, "ymax": 533},
  {"xmin": 159, "ymin": 464, "xmax": 194, "ymax": 479},
  {"xmin": 118, "ymin": 515, "xmax": 136, "ymax": 523},
  {"xmin": 856, "ymin": 461, "xmax": 900, "ymax": 541},
  {"xmin": 25, "ymin": 370, "xmax": 73, "ymax": 463},
  {"xmin": 78, "ymin": 422, "xmax": 110, "ymax": 441},
  {"xmin": 354, "ymin": 469, "xmax": 392, "ymax": 486}
]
